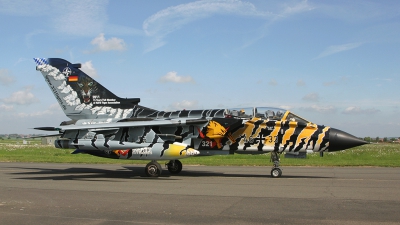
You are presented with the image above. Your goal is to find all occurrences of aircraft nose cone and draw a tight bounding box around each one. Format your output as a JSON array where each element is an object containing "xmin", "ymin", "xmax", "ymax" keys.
[{"xmin": 329, "ymin": 128, "xmax": 368, "ymax": 151}]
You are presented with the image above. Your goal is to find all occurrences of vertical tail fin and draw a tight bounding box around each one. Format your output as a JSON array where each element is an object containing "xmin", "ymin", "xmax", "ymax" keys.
[{"xmin": 34, "ymin": 58, "xmax": 142, "ymax": 120}]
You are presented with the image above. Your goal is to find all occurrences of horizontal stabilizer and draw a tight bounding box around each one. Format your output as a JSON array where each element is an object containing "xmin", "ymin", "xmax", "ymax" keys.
[
  {"xmin": 118, "ymin": 118, "xmax": 154, "ymax": 122},
  {"xmin": 34, "ymin": 127, "xmax": 62, "ymax": 131},
  {"xmin": 49, "ymin": 118, "xmax": 210, "ymax": 131},
  {"xmin": 29, "ymin": 134, "xmax": 63, "ymax": 139}
]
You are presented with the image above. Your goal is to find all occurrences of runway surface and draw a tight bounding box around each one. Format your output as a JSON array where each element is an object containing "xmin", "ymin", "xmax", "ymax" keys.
[{"xmin": 0, "ymin": 162, "xmax": 399, "ymax": 225}]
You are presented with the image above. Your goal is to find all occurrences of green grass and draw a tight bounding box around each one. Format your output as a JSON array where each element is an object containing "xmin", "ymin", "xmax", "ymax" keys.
[{"xmin": 1, "ymin": 140, "xmax": 400, "ymax": 167}]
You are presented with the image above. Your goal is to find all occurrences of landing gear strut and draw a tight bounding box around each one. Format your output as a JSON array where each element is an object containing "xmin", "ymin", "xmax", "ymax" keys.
[
  {"xmin": 270, "ymin": 151, "xmax": 282, "ymax": 178},
  {"xmin": 166, "ymin": 160, "xmax": 182, "ymax": 174},
  {"xmin": 145, "ymin": 161, "xmax": 162, "ymax": 177}
]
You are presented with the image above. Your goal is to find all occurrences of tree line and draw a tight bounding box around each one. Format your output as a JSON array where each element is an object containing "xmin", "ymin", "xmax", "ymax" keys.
[{"xmin": 363, "ymin": 137, "xmax": 400, "ymax": 143}]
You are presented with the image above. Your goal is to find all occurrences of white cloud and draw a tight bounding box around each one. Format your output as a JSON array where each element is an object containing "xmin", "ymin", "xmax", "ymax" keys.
[
  {"xmin": 0, "ymin": 104, "xmax": 13, "ymax": 111},
  {"xmin": 342, "ymin": 106, "xmax": 380, "ymax": 115},
  {"xmin": 159, "ymin": 71, "xmax": 195, "ymax": 83},
  {"xmin": 51, "ymin": 0, "xmax": 108, "ymax": 36},
  {"xmin": 0, "ymin": 0, "xmax": 110, "ymax": 37},
  {"xmin": 0, "ymin": 69, "xmax": 15, "ymax": 85},
  {"xmin": 279, "ymin": 105, "xmax": 293, "ymax": 110},
  {"xmin": 1, "ymin": 0, "xmax": 142, "ymax": 39},
  {"xmin": 169, "ymin": 100, "xmax": 198, "ymax": 110},
  {"xmin": 0, "ymin": 0, "xmax": 50, "ymax": 16},
  {"xmin": 17, "ymin": 103, "xmax": 62, "ymax": 118},
  {"xmin": 13, "ymin": 58, "xmax": 29, "ymax": 66},
  {"xmin": 300, "ymin": 105, "xmax": 337, "ymax": 114},
  {"xmin": 371, "ymin": 77, "xmax": 392, "ymax": 82},
  {"xmin": 323, "ymin": 77, "xmax": 348, "ymax": 86},
  {"xmin": 274, "ymin": 0, "xmax": 315, "ymax": 20},
  {"xmin": 80, "ymin": 61, "xmax": 98, "ymax": 78},
  {"xmin": 241, "ymin": 0, "xmax": 314, "ymax": 49},
  {"xmin": 25, "ymin": 30, "xmax": 47, "ymax": 48},
  {"xmin": 323, "ymin": 81, "xmax": 337, "ymax": 86},
  {"xmin": 296, "ymin": 79, "xmax": 305, "ymax": 86},
  {"xmin": 142, "ymin": 0, "xmax": 313, "ymax": 52},
  {"xmin": 48, "ymin": 103, "xmax": 61, "ymax": 111},
  {"xmin": 1, "ymin": 86, "xmax": 39, "ymax": 105},
  {"xmin": 302, "ymin": 93, "xmax": 319, "ymax": 102},
  {"xmin": 268, "ymin": 79, "xmax": 278, "ymax": 86},
  {"xmin": 314, "ymin": 42, "xmax": 364, "ymax": 59},
  {"xmin": 316, "ymin": 1, "xmax": 399, "ymax": 22},
  {"xmin": 8, "ymin": 0, "xmax": 105, "ymax": 35},
  {"xmin": 88, "ymin": 33, "xmax": 127, "ymax": 53}
]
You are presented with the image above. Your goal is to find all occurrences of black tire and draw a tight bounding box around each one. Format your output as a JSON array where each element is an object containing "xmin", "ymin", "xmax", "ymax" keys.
[
  {"xmin": 270, "ymin": 168, "xmax": 282, "ymax": 178},
  {"xmin": 145, "ymin": 161, "xmax": 162, "ymax": 177},
  {"xmin": 167, "ymin": 160, "xmax": 183, "ymax": 174}
]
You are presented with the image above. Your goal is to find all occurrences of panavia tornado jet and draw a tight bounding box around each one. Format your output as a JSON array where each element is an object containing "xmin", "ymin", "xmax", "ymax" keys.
[{"xmin": 33, "ymin": 58, "xmax": 367, "ymax": 178}]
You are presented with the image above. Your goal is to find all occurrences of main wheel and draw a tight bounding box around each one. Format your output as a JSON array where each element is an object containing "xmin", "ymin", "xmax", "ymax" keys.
[
  {"xmin": 167, "ymin": 160, "xmax": 182, "ymax": 174},
  {"xmin": 145, "ymin": 161, "xmax": 162, "ymax": 177},
  {"xmin": 270, "ymin": 168, "xmax": 282, "ymax": 178}
]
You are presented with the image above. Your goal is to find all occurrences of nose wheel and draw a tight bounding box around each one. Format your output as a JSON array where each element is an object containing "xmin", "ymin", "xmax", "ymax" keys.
[
  {"xmin": 270, "ymin": 151, "xmax": 282, "ymax": 178},
  {"xmin": 271, "ymin": 167, "xmax": 282, "ymax": 178}
]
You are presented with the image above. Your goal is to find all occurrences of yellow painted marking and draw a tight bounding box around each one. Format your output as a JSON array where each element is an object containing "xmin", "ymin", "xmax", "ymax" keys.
[
  {"xmin": 264, "ymin": 121, "xmax": 281, "ymax": 148},
  {"xmin": 281, "ymin": 111, "xmax": 290, "ymax": 120},
  {"xmin": 163, "ymin": 143, "xmax": 197, "ymax": 158},
  {"xmin": 231, "ymin": 118, "xmax": 258, "ymax": 146},
  {"xmin": 296, "ymin": 123, "xmax": 318, "ymax": 150},
  {"xmin": 205, "ymin": 121, "xmax": 228, "ymax": 148},
  {"xmin": 252, "ymin": 122, "xmax": 266, "ymax": 140},
  {"xmin": 315, "ymin": 126, "xmax": 330, "ymax": 150},
  {"xmin": 206, "ymin": 121, "xmax": 227, "ymax": 139},
  {"xmin": 282, "ymin": 122, "xmax": 296, "ymax": 147}
]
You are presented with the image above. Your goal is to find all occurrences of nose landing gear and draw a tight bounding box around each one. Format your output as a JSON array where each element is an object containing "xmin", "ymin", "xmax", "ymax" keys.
[{"xmin": 270, "ymin": 151, "xmax": 282, "ymax": 178}]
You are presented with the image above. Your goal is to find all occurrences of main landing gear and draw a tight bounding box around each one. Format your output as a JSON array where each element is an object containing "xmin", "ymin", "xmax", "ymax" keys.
[
  {"xmin": 270, "ymin": 151, "xmax": 282, "ymax": 178},
  {"xmin": 144, "ymin": 160, "xmax": 183, "ymax": 177},
  {"xmin": 166, "ymin": 160, "xmax": 183, "ymax": 174},
  {"xmin": 144, "ymin": 161, "xmax": 162, "ymax": 177}
]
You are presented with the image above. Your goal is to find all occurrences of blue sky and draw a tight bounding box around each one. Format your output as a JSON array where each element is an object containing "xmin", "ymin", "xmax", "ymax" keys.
[{"xmin": 0, "ymin": 0, "xmax": 399, "ymax": 137}]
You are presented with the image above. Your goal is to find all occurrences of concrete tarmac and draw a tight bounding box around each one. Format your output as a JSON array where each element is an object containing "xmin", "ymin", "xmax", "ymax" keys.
[{"xmin": 0, "ymin": 162, "xmax": 399, "ymax": 225}]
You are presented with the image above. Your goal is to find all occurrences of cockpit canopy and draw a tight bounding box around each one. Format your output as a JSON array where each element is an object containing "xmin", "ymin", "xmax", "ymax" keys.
[{"xmin": 224, "ymin": 107, "xmax": 310, "ymax": 123}]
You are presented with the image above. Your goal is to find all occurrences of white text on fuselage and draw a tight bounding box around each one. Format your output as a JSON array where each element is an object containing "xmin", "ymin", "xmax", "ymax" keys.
[{"xmin": 132, "ymin": 147, "xmax": 152, "ymax": 155}]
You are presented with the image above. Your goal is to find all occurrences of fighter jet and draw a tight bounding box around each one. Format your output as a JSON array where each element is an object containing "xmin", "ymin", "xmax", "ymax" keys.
[{"xmin": 33, "ymin": 58, "xmax": 367, "ymax": 178}]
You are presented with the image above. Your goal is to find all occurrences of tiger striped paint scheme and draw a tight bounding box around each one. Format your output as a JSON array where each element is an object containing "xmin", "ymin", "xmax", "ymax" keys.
[{"xmin": 200, "ymin": 117, "xmax": 330, "ymax": 153}]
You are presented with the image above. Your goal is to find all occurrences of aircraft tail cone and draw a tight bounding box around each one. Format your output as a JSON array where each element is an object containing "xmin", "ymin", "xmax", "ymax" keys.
[{"xmin": 329, "ymin": 128, "xmax": 368, "ymax": 151}]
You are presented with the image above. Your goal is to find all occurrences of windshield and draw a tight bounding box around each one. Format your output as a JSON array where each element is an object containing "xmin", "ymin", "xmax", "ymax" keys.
[
  {"xmin": 285, "ymin": 112, "xmax": 310, "ymax": 123},
  {"xmin": 223, "ymin": 107, "xmax": 310, "ymax": 123}
]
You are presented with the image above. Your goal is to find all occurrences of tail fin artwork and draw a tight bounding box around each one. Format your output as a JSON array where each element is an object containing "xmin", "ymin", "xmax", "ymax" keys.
[{"xmin": 34, "ymin": 58, "xmax": 147, "ymax": 120}]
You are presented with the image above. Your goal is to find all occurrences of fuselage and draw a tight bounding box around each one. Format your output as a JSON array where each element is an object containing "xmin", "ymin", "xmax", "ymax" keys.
[{"xmin": 54, "ymin": 107, "xmax": 366, "ymax": 160}]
